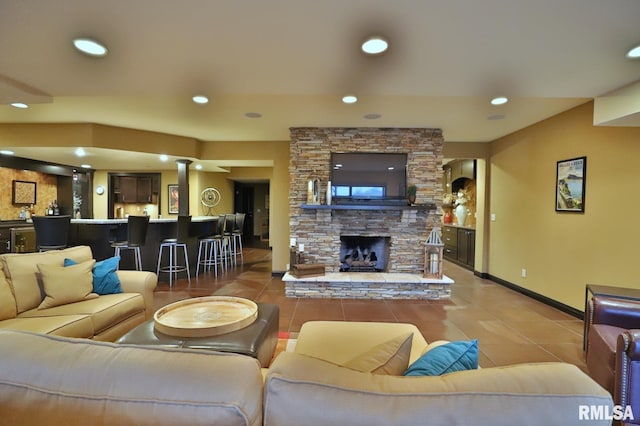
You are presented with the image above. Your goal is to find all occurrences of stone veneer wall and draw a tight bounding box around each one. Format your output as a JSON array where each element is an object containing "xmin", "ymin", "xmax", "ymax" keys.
[{"xmin": 289, "ymin": 127, "xmax": 444, "ymax": 274}]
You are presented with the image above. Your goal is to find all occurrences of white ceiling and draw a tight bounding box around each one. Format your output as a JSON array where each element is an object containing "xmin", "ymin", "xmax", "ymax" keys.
[{"xmin": 0, "ymin": 0, "xmax": 639, "ymax": 170}]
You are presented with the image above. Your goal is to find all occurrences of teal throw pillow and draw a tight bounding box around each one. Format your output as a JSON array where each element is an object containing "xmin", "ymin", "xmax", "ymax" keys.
[
  {"xmin": 65, "ymin": 256, "xmax": 122, "ymax": 295},
  {"xmin": 403, "ymin": 339, "xmax": 478, "ymax": 376}
]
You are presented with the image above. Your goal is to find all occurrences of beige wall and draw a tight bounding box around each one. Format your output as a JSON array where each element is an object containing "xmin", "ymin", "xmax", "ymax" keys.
[{"xmin": 488, "ymin": 101, "xmax": 640, "ymax": 310}]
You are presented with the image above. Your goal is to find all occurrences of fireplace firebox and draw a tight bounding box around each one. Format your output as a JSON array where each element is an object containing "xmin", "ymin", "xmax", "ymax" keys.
[{"xmin": 339, "ymin": 236, "xmax": 390, "ymax": 272}]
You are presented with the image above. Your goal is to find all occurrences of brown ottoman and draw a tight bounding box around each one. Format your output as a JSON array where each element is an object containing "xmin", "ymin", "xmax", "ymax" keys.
[{"xmin": 116, "ymin": 302, "xmax": 279, "ymax": 367}]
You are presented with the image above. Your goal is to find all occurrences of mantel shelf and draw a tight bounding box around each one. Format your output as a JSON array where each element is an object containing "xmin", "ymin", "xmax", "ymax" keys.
[{"xmin": 300, "ymin": 203, "xmax": 436, "ymax": 211}]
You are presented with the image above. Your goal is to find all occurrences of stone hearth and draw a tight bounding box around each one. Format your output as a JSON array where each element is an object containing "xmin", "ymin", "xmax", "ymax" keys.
[{"xmin": 282, "ymin": 272, "xmax": 453, "ymax": 300}]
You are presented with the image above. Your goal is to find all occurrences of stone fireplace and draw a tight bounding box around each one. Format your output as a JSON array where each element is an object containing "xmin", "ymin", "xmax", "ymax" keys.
[{"xmin": 289, "ymin": 127, "xmax": 444, "ymax": 275}]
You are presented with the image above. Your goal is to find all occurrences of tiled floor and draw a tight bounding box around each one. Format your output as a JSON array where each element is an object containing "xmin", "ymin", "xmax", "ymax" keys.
[{"xmin": 153, "ymin": 245, "xmax": 587, "ymax": 371}]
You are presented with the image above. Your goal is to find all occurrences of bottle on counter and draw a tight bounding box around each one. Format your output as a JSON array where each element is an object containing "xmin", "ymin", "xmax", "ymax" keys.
[
  {"xmin": 47, "ymin": 202, "xmax": 54, "ymax": 216},
  {"xmin": 53, "ymin": 200, "xmax": 60, "ymax": 216}
]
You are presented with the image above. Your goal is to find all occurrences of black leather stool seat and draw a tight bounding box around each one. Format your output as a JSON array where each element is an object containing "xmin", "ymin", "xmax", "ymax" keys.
[{"xmin": 116, "ymin": 303, "xmax": 279, "ymax": 367}]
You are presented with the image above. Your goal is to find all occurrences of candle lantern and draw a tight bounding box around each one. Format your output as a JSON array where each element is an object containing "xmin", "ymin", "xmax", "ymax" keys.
[{"xmin": 424, "ymin": 227, "xmax": 444, "ymax": 279}]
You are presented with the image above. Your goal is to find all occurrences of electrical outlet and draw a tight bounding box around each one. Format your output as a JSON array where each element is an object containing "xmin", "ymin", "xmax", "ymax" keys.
[
  {"xmin": 521, "ymin": 268, "xmax": 527, "ymax": 278},
  {"xmin": 491, "ymin": 213, "xmax": 496, "ymax": 221}
]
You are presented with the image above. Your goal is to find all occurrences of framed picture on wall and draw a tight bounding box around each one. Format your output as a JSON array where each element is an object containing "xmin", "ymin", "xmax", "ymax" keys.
[
  {"xmin": 168, "ymin": 184, "xmax": 179, "ymax": 214},
  {"xmin": 556, "ymin": 156, "xmax": 586, "ymax": 213},
  {"xmin": 12, "ymin": 180, "xmax": 37, "ymax": 205}
]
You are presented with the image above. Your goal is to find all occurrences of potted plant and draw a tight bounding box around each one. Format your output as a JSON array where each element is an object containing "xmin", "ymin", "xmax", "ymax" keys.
[{"xmin": 407, "ymin": 185, "xmax": 417, "ymax": 205}]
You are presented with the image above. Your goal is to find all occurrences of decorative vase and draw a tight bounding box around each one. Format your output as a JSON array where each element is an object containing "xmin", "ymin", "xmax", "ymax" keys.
[
  {"xmin": 455, "ymin": 204, "xmax": 467, "ymax": 226},
  {"xmin": 326, "ymin": 180, "xmax": 332, "ymax": 205},
  {"xmin": 444, "ymin": 210, "xmax": 452, "ymax": 224},
  {"xmin": 408, "ymin": 195, "xmax": 416, "ymax": 205}
]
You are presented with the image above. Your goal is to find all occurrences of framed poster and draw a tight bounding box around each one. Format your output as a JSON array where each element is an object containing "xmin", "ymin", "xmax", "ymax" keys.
[
  {"xmin": 168, "ymin": 184, "xmax": 179, "ymax": 214},
  {"xmin": 556, "ymin": 156, "xmax": 586, "ymax": 213},
  {"xmin": 12, "ymin": 180, "xmax": 37, "ymax": 205}
]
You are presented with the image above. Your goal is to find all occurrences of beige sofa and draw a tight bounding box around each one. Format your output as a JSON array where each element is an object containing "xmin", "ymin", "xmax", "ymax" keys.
[
  {"xmin": 0, "ymin": 321, "xmax": 613, "ymax": 426},
  {"xmin": 0, "ymin": 245, "xmax": 157, "ymax": 341}
]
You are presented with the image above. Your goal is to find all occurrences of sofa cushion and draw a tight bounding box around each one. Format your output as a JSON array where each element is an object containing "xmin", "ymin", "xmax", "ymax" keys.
[
  {"xmin": 0, "ymin": 267, "xmax": 17, "ymax": 320},
  {"xmin": 404, "ymin": 339, "xmax": 478, "ymax": 376},
  {"xmin": 0, "ymin": 330, "xmax": 264, "ymax": 426},
  {"xmin": 37, "ymin": 260, "xmax": 98, "ymax": 309},
  {"xmin": 343, "ymin": 332, "xmax": 413, "ymax": 375},
  {"xmin": 0, "ymin": 315, "xmax": 94, "ymax": 338},
  {"xmin": 21, "ymin": 293, "xmax": 144, "ymax": 336},
  {"xmin": 65, "ymin": 256, "xmax": 123, "ymax": 295},
  {"xmin": 264, "ymin": 352, "xmax": 614, "ymax": 426},
  {"xmin": 0, "ymin": 246, "xmax": 94, "ymax": 314}
]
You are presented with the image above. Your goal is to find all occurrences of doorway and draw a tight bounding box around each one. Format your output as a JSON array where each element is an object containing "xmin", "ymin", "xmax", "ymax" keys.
[{"xmin": 233, "ymin": 181, "xmax": 270, "ymax": 248}]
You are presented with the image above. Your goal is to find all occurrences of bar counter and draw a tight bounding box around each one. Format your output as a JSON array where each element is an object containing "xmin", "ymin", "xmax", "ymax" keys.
[{"xmin": 69, "ymin": 216, "xmax": 218, "ymax": 278}]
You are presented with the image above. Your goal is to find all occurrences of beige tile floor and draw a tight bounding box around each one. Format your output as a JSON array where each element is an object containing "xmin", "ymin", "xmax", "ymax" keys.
[{"xmin": 153, "ymin": 245, "xmax": 587, "ymax": 370}]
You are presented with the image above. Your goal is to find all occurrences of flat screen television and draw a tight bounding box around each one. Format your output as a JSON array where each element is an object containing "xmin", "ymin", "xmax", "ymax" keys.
[{"xmin": 330, "ymin": 152, "xmax": 407, "ymax": 203}]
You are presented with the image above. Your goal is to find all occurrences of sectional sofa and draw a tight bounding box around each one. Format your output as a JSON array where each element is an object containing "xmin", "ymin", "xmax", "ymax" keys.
[
  {"xmin": 0, "ymin": 245, "xmax": 157, "ymax": 341},
  {"xmin": 0, "ymin": 321, "xmax": 613, "ymax": 425}
]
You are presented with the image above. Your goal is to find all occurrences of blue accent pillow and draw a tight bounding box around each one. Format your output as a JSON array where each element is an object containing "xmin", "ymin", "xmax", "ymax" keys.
[
  {"xmin": 403, "ymin": 339, "xmax": 479, "ymax": 376},
  {"xmin": 64, "ymin": 256, "xmax": 122, "ymax": 295}
]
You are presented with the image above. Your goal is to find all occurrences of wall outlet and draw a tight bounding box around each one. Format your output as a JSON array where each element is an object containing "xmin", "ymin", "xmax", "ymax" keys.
[
  {"xmin": 521, "ymin": 268, "xmax": 527, "ymax": 278},
  {"xmin": 491, "ymin": 213, "xmax": 496, "ymax": 221}
]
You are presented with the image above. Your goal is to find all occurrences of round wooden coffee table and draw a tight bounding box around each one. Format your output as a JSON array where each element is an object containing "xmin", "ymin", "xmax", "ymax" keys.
[{"xmin": 154, "ymin": 296, "xmax": 258, "ymax": 337}]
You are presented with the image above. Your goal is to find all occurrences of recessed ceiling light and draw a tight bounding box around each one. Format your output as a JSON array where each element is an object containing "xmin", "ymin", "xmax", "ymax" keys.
[
  {"xmin": 73, "ymin": 38, "xmax": 108, "ymax": 57},
  {"xmin": 0, "ymin": 150, "xmax": 15, "ymax": 155},
  {"xmin": 245, "ymin": 112, "xmax": 262, "ymax": 118},
  {"xmin": 362, "ymin": 36, "xmax": 388, "ymax": 55},
  {"xmin": 80, "ymin": 164, "xmax": 91, "ymax": 169},
  {"xmin": 192, "ymin": 95, "xmax": 209, "ymax": 104},
  {"xmin": 363, "ymin": 113, "xmax": 382, "ymax": 120},
  {"xmin": 10, "ymin": 102, "xmax": 28, "ymax": 109},
  {"xmin": 491, "ymin": 97, "xmax": 509, "ymax": 105},
  {"xmin": 488, "ymin": 114, "xmax": 506, "ymax": 120},
  {"xmin": 195, "ymin": 164, "xmax": 203, "ymax": 170},
  {"xmin": 342, "ymin": 95, "xmax": 358, "ymax": 104},
  {"xmin": 75, "ymin": 148, "xmax": 86, "ymax": 157},
  {"xmin": 159, "ymin": 154, "xmax": 168, "ymax": 162},
  {"xmin": 627, "ymin": 44, "xmax": 640, "ymax": 59}
]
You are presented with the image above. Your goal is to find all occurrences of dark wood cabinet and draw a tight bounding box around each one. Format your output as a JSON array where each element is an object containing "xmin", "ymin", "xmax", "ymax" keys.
[
  {"xmin": 136, "ymin": 177, "xmax": 152, "ymax": 203},
  {"xmin": 443, "ymin": 225, "xmax": 475, "ymax": 270},
  {"xmin": 0, "ymin": 227, "xmax": 10, "ymax": 254}
]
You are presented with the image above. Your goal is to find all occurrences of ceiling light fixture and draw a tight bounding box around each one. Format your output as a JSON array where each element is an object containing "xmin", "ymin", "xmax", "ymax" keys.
[
  {"xmin": 192, "ymin": 95, "xmax": 209, "ymax": 104},
  {"xmin": 195, "ymin": 164, "xmax": 203, "ymax": 170},
  {"xmin": 75, "ymin": 148, "xmax": 86, "ymax": 157},
  {"xmin": 342, "ymin": 94, "xmax": 358, "ymax": 104},
  {"xmin": 80, "ymin": 164, "xmax": 91, "ymax": 169},
  {"xmin": 10, "ymin": 102, "xmax": 28, "ymax": 109},
  {"xmin": 159, "ymin": 154, "xmax": 168, "ymax": 162},
  {"xmin": 362, "ymin": 36, "xmax": 388, "ymax": 55},
  {"xmin": 490, "ymin": 96, "xmax": 509, "ymax": 106},
  {"xmin": 0, "ymin": 150, "xmax": 15, "ymax": 156},
  {"xmin": 626, "ymin": 44, "xmax": 640, "ymax": 59},
  {"xmin": 73, "ymin": 38, "xmax": 108, "ymax": 57},
  {"xmin": 363, "ymin": 113, "xmax": 382, "ymax": 120},
  {"xmin": 245, "ymin": 112, "xmax": 262, "ymax": 118}
]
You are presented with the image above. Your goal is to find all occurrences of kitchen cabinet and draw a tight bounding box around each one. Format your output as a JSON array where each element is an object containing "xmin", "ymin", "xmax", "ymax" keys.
[
  {"xmin": 113, "ymin": 176, "xmax": 156, "ymax": 203},
  {"xmin": 443, "ymin": 159, "xmax": 475, "ymax": 183},
  {"xmin": 136, "ymin": 177, "xmax": 152, "ymax": 203},
  {"xmin": 443, "ymin": 225, "xmax": 475, "ymax": 270},
  {"xmin": 0, "ymin": 227, "xmax": 10, "ymax": 254}
]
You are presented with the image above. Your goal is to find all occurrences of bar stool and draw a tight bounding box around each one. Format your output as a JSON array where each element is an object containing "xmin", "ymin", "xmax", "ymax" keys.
[
  {"xmin": 156, "ymin": 215, "xmax": 191, "ymax": 287},
  {"xmin": 110, "ymin": 215, "xmax": 149, "ymax": 270},
  {"xmin": 32, "ymin": 215, "xmax": 71, "ymax": 251},
  {"xmin": 222, "ymin": 213, "xmax": 237, "ymax": 266},
  {"xmin": 196, "ymin": 216, "xmax": 226, "ymax": 277},
  {"xmin": 232, "ymin": 212, "xmax": 245, "ymax": 265}
]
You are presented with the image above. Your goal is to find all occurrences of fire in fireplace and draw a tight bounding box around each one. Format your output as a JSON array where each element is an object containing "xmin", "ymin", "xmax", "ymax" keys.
[{"xmin": 339, "ymin": 236, "xmax": 390, "ymax": 272}]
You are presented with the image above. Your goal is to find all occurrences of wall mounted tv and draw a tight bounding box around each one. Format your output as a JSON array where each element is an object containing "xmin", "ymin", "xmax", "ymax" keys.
[{"xmin": 330, "ymin": 152, "xmax": 407, "ymax": 203}]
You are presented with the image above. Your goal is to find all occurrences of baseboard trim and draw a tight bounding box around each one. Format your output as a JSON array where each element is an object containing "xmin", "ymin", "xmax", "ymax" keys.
[{"xmin": 488, "ymin": 274, "xmax": 583, "ymax": 320}]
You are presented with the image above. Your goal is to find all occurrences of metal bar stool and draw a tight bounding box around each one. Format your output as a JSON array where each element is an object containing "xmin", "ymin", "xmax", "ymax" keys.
[
  {"xmin": 32, "ymin": 215, "xmax": 71, "ymax": 251},
  {"xmin": 156, "ymin": 215, "xmax": 191, "ymax": 287},
  {"xmin": 223, "ymin": 213, "xmax": 237, "ymax": 266},
  {"xmin": 232, "ymin": 212, "xmax": 245, "ymax": 265},
  {"xmin": 195, "ymin": 216, "xmax": 226, "ymax": 277},
  {"xmin": 111, "ymin": 215, "xmax": 149, "ymax": 270}
]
